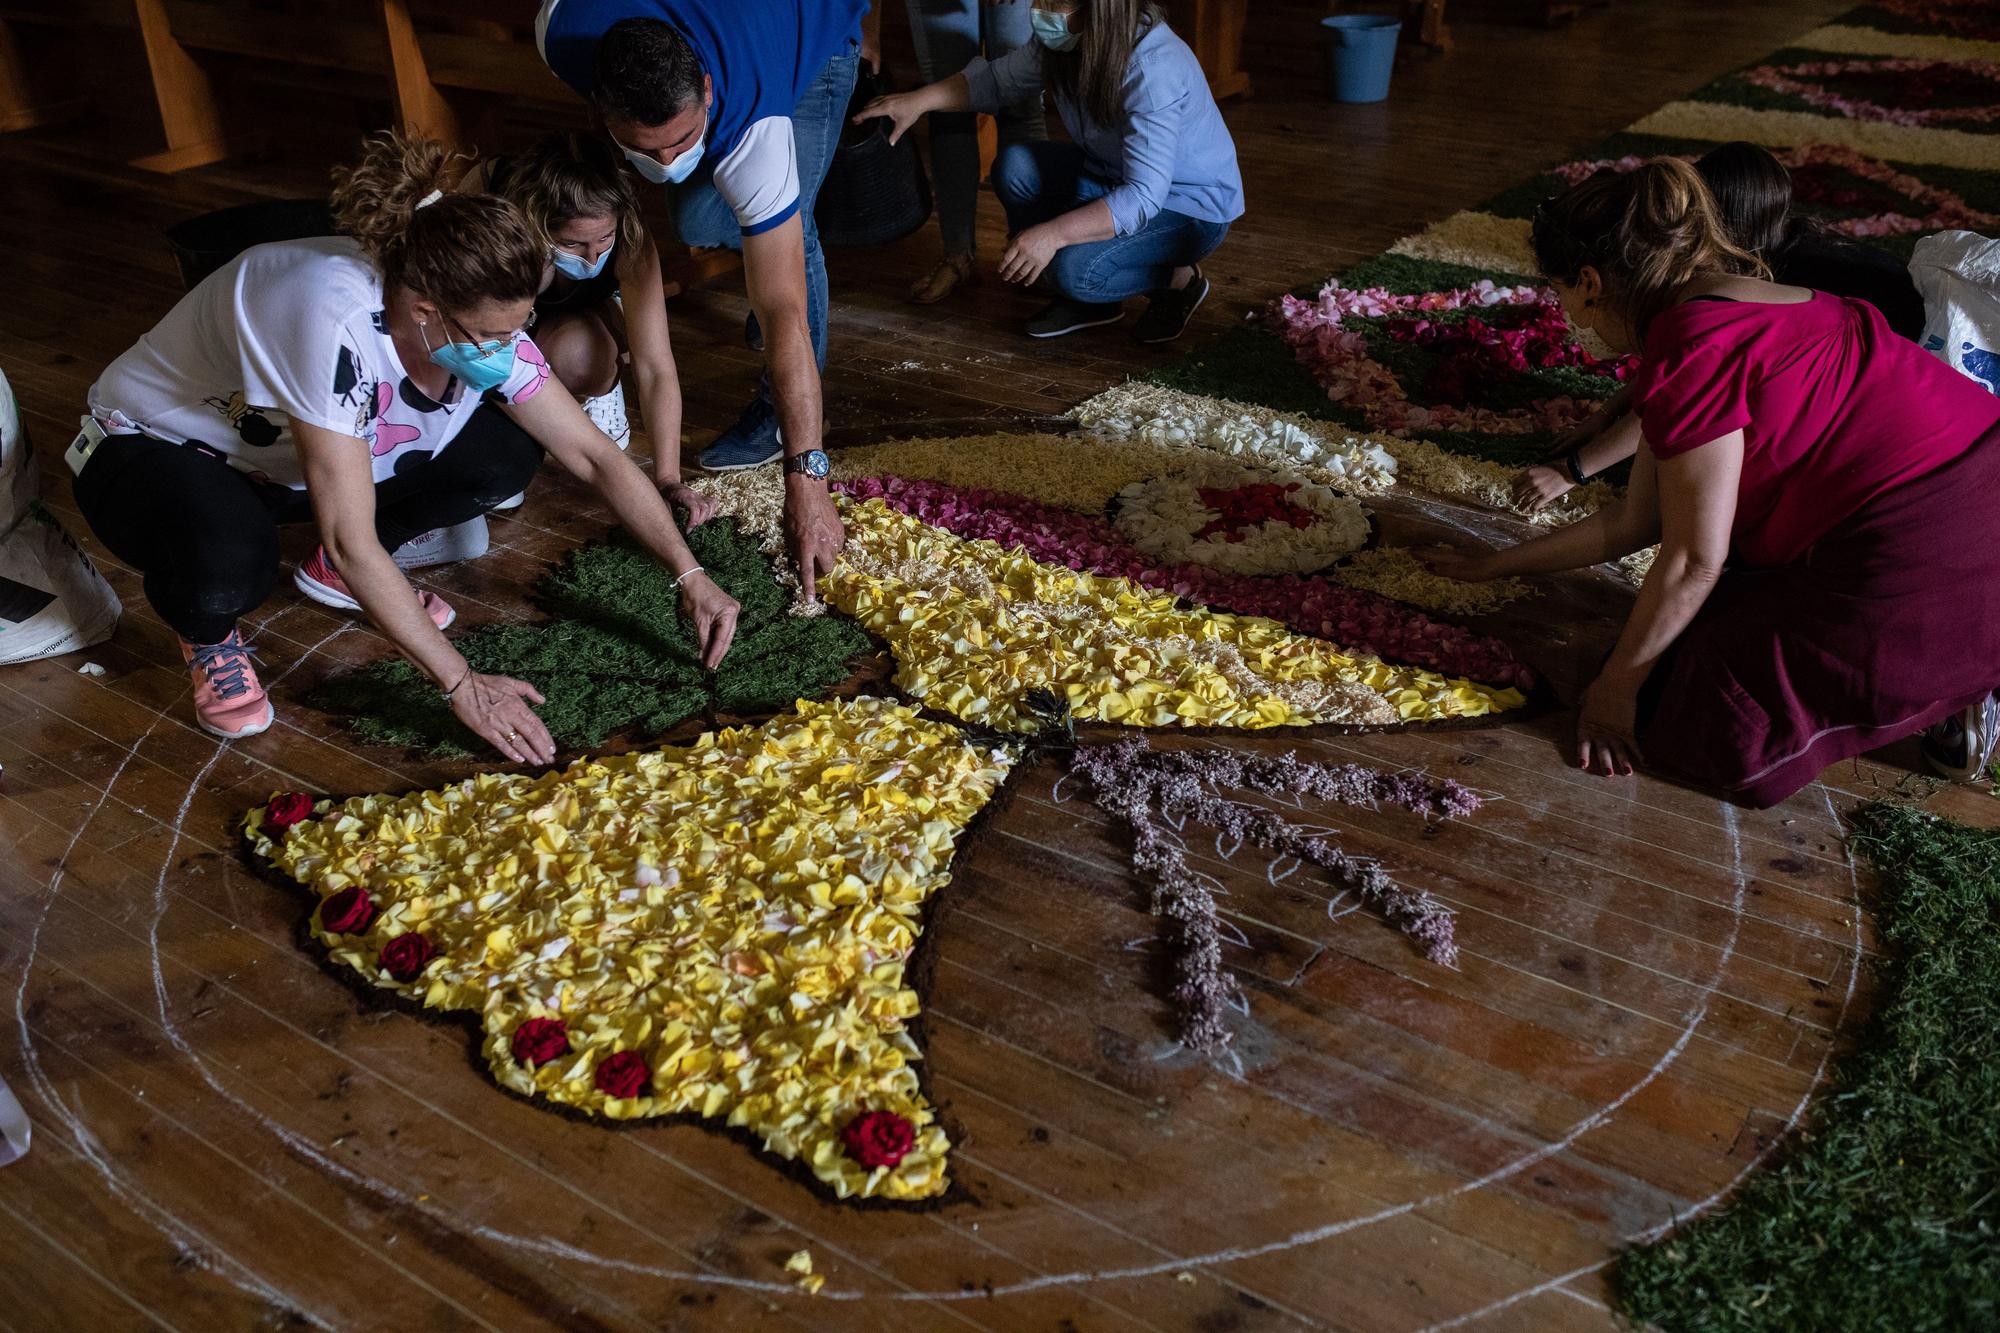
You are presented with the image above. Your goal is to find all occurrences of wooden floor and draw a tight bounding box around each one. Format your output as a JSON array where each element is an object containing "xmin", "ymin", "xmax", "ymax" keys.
[{"xmin": 5, "ymin": 2, "xmax": 1996, "ymax": 1328}]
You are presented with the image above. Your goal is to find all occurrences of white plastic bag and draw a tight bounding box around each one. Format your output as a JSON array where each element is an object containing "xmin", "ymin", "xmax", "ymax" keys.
[
  {"xmin": 0, "ymin": 368, "xmax": 122, "ymax": 666},
  {"xmin": 0, "ymin": 1070, "xmax": 29, "ymax": 1167},
  {"xmin": 1912, "ymin": 230, "xmax": 2000, "ymax": 396}
]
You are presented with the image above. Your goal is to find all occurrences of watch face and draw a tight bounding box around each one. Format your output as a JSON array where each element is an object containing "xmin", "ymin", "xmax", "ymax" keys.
[{"xmin": 793, "ymin": 449, "xmax": 830, "ymax": 479}]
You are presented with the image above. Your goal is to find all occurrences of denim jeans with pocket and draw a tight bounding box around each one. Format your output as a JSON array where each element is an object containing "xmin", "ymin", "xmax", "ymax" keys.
[{"xmin": 992, "ymin": 140, "xmax": 1230, "ymax": 303}]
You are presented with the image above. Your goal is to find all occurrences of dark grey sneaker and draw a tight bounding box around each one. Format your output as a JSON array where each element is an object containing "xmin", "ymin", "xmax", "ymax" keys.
[
  {"xmin": 1024, "ymin": 298, "xmax": 1124, "ymax": 339},
  {"xmin": 1131, "ymin": 268, "xmax": 1211, "ymax": 345},
  {"xmin": 1921, "ymin": 692, "xmax": 2000, "ymax": 782}
]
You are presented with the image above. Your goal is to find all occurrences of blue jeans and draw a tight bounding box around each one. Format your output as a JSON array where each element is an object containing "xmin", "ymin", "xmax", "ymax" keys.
[
  {"xmin": 905, "ymin": 0, "xmax": 1044, "ymax": 256},
  {"xmin": 671, "ymin": 41, "xmax": 861, "ymax": 388},
  {"xmin": 992, "ymin": 140, "xmax": 1231, "ymax": 304}
]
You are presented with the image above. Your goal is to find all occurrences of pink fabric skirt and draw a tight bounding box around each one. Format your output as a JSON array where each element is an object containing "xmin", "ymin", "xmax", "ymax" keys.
[{"xmin": 1638, "ymin": 423, "xmax": 2000, "ymax": 807}]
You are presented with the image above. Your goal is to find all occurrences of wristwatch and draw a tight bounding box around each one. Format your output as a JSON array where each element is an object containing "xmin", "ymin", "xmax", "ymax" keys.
[
  {"xmin": 1562, "ymin": 448, "xmax": 1589, "ymax": 484},
  {"xmin": 784, "ymin": 448, "xmax": 831, "ymax": 481}
]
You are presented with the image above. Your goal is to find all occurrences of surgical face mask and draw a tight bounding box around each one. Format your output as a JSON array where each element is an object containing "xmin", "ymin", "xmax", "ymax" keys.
[
  {"xmin": 550, "ymin": 244, "xmax": 611, "ymax": 280},
  {"xmin": 1030, "ymin": 8, "xmax": 1081, "ymax": 51},
  {"xmin": 616, "ymin": 119, "xmax": 706, "ymax": 186},
  {"xmin": 421, "ymin": 320, "xmax": 518, "ymax": 394}
]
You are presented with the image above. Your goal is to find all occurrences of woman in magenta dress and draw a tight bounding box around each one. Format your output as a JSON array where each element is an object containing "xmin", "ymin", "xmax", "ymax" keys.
[{"xmin": 1432, "ymin": 158, "xmax": 2000, "ymax": 807}]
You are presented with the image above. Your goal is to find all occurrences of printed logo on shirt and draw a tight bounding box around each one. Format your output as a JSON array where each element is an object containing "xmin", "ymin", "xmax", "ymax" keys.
[
  {"xmin": 202, "ymin": 391, "xmax": 282, "ymax": 448},
  {"xmin": 334, "ymin": 345, "xmax": 364, "ymax": 401},
  {"xmin": 335, "ymin": 344, "xmax": 385, "ymax": 438}
]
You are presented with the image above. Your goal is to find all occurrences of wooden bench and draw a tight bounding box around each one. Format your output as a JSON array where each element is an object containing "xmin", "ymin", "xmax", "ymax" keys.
[
  {"xmin": 0, "ymin": 1, "xmax": 743, "ymax": 293},
  {"xmin": 0, "ymin": 1, "xmax": 572, "ymax": 171}
]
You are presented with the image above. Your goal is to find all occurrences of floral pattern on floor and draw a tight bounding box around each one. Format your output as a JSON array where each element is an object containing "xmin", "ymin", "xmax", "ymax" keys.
[
  {"xmin": 827, "ymin": 497, "xmax": 1523, "ymax": 732},
  {"xmin": 247, "ymin": 697, "xmax": 1014, "ymax": 1202}
]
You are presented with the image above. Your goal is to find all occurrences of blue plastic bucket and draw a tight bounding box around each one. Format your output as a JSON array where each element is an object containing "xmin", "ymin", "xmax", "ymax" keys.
[{"xmin": 1321, "ymin": 15, "xmax": 1402, "ymax": 103}]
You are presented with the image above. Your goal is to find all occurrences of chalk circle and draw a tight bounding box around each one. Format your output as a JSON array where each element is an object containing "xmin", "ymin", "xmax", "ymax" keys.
[{"xmin": 26, "ymin": 684, "xmax": 1857, "ymax": 1319}]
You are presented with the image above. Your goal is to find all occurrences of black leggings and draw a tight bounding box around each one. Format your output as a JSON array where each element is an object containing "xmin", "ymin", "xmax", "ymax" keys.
[{"xmin": 72, "ymin": 404, "xmax": 541, "ymax": 645}]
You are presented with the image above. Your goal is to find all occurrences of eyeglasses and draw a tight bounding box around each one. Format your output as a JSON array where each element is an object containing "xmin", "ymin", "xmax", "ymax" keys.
[{"xmin": 446, "ymin": 309, "xmax": 537, "ymax": 359}]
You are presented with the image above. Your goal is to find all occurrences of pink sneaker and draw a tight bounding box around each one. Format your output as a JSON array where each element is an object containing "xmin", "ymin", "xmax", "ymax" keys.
[
  {"xmin": 180, "ymin": 631, "xmax": 274, "ymax": 739},
  {"xmin": 293, "ymin": 545, "xmax": 455, "ymax": 630}
]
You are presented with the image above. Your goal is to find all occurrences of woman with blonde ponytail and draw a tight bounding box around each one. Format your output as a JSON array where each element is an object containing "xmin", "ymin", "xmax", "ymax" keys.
[
  {"xmin": 1511, "ymin": 143, "xmax": 1928, "ymax": 515},
  {"xmin": 1432, "ymin": 157, "xmax": 2000, "ymax": 806},
  {"xmin": 77, "ymin": 131, "xmax": 738, "ymax": 756}
]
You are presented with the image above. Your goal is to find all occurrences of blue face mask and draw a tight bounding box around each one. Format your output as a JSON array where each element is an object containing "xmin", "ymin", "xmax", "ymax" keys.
[
  {"xmin": 616, "ymin": 118, "xmax": 706, "ymax": 186},
  {"xmin": 422, "ymin": 321, "xmax": 517, "ymax": 394},
  {"xmin": 1030, "ymin": 8, "xmax": 1081, "ymax": 51},
  {"xmin": 550, "ymin": 244, "xmax": 611, "ymax": 281}
]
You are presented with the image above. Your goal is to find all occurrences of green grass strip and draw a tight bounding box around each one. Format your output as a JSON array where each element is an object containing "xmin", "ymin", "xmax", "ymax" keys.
[
  {"xmin": 310, "ymin": 518, "xmax": 874, "ymax": 756},
  {"xmin": 1144, "ymin": 324, "xmax": 1354, "ymax": 421},
  {"xmin": 1616, "ymin": 802, "xmax": 2000, "ymax": 1332}
]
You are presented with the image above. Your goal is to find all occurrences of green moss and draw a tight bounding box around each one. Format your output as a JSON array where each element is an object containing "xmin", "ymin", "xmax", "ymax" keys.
[
  {"xmin": 1616, "ymin": 803, "xmax": 2000, "ymax": 1332},
  {"xmin": 1338, "ymin": 251, "xmax": 1532, "ymax": 292},
  {"xmin": 1143, "ymin": 324, "xmax": 1351, "ymax": 422},
  {"xmin": 310, "ymin": 518, "xmax": 875, "ymax": 756}
]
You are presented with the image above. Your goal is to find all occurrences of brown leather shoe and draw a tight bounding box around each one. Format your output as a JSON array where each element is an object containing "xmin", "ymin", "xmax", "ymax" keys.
[{"xmin": 909, "ymin": 252, "xmax": 979, "ymax": 305}]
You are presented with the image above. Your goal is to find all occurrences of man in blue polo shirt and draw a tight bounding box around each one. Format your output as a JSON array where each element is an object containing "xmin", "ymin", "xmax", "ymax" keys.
[{"xmin": 536, "ymin": 0, "xmax": 864, "ymax": 599}]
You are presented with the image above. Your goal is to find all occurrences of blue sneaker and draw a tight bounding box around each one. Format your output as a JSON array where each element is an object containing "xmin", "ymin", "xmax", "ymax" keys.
[{"xmin": 698, "ymin": 397, "xmax": 783, "ymax": 471}]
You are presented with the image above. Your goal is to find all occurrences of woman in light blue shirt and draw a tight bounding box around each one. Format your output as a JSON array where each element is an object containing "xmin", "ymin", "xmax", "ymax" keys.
[{"xmin": 859, "ymin": 0, "xmax": 1244, "ymax": 343}]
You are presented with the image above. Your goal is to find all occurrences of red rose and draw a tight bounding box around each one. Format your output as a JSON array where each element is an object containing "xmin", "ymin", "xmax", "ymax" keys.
[
  {"xmin": 378, "ymin": 933, "xmax": 437, "ymax": 983},
  {"xmin": 593, "ymin": 1050, "xmax": 651, "ymax": 1100},
  {"xmin": 265, "ymin": 792, "xmax": 315, "ymax": 831},
  {"xmin": 840, "ymin": 1111, "xmax": 916, "ymax": 1169},
  {"xmin": 318, "ymin": 886, "xmax": 376, "ymax": 935},
  {"xmin": 511, "ymin": 1017, "xmax": 570, "ymax": 1068}
]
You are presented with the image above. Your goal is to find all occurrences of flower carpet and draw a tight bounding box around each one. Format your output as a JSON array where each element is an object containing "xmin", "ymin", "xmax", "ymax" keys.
[
  {"xmin": 263, "ymin": 2, "xmax": 2000, "ymax": 1240},
  {"xmin": 290, "ymin": 395, "xmax": 1539, "ymax": 1199}
]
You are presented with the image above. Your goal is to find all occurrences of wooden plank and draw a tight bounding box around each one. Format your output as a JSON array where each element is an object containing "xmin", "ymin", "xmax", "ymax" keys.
[
  {"xmin": 129, "ymin": 0, "xmax": 231, "ymax": 174},
  {"xmin": 382, "ymin": 0, "xmax": 462, "ymax": 148},
  {"xmin": 0, "ymin": 0, "xmax": 1947, "ymax": 1324},
  {"xmin": 0, "ymin": 20, "xmax": 88, "ymax": 133},
  {"xmin": 1180, "ymin": 0, "xmax": 1253, "ymax": 100}
]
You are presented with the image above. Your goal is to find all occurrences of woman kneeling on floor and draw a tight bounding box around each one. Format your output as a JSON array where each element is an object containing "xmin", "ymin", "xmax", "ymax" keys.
[
  {"xmin": 1431, "ymin": 158, "xmax": 2000, "ymax": 807},
  {"xmin": 463, "ymin": 132, "xmax": 714, "ymax": 522},
  {"xmin": 77, "ymin": 132, "xmax": 738, "ymax": 758},
  {"xmin": 857, "ymin": 0, "xmax": 1243, "ymax": 343},
  {"xmin": 1510, "ymin": 141, "xmax": 1931, "ymax": 514}
]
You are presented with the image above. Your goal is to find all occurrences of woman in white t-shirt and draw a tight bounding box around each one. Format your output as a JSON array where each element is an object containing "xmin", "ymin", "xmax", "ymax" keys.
[{"xmin": 78, "ymin": 132, "xmax": 739, "ymax": 758}]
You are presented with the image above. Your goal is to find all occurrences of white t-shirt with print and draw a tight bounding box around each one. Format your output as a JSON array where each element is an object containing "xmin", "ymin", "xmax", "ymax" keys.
[{"xmin": 88, "ymin": 236, "xmax": 551, "ymax": 490}]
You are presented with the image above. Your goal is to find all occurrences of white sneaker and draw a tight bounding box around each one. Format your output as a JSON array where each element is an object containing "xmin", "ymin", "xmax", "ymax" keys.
[
  {"xmin": 491, "ymin": 491, "xmax": 525, "ymax": 511},
  {"xmin": 583, "ymin": 382, "xmax": 630, "ymax": 450},
  {"xmin": 391, "ymin": 516, "xmax": 490, "ymax": 570},
  {"xmin": 1922, "ymin": 692, "xmax": 2000, "ymax": 782}
]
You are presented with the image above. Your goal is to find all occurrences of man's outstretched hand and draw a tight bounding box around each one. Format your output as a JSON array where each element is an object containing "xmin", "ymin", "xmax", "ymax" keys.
[{"xmin": 784, "ymin": 475, "xmax": 844, "ymax": 603}]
